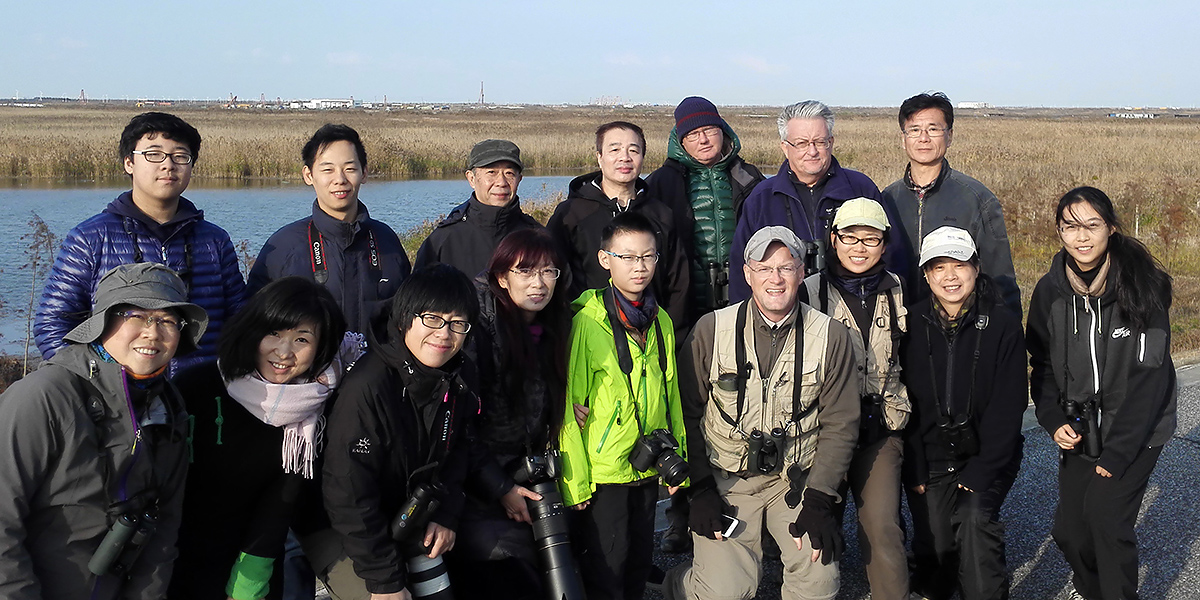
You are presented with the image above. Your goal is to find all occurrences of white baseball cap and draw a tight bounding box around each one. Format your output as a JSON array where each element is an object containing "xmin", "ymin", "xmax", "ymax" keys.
[{"xmin": 919, "ymin": 226, "xmax": 978, "ymax": 267}]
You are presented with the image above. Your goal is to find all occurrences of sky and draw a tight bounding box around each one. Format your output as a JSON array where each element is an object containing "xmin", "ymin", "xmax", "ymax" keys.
[{"xmin": 1, "ymin": 0, "xmax": 1196, "ymax": 108}]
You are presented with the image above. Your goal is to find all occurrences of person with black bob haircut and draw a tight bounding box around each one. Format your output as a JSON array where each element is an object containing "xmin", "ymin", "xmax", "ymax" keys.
[
  {"xmin": 170, "ymin": 277, "xmax": 363, "ymax": 600},
  {"xmin": 248, "ymin": 123, "xmax": 411, "ymax": 336},
  {"xmin": 322, "ymin": 264, "xmax": 483, "ymax": 599},
  {"xmin": 1027, "ymin": 186, "xmax": 1175, "ymax": 600}
]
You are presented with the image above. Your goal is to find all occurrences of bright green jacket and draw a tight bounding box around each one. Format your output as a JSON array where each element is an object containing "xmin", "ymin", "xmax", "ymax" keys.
[{"xmin": 557, "ymin": 289, "xmax": 689, "ymax": 506}]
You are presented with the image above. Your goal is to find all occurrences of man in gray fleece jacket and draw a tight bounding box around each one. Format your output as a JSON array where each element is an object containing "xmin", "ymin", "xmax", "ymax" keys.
[{"xmin": 882, "ymin": 92, "xmax": 1022, "ymax": 317}]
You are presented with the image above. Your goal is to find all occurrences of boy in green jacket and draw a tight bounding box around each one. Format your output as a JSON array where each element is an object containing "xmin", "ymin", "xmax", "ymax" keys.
[{"xmin": 558, "ymin": 211, "xmax": 688, "ymax": 600}]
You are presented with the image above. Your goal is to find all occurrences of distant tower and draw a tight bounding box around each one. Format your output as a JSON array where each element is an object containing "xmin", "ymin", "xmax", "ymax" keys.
[
  {"xmin": 260, "ymin": 92, "xmax": 266, "ymax": 104},
  {"xmin": 479, "ymin": 81, "xmax": 485, "ymax": 106},
  {"xmin": 79, "ymin": 89, "xmax": 87, "ymax": 104}
]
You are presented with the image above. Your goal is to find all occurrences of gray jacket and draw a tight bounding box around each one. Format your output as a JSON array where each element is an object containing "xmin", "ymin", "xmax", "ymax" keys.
[
  {"xmin": 882, "ymin": 161, "xmax": 1021, "ymax": 317},
  {"xmin": 0, "ymin": 344, "xmax": 189, "ymax": 600}
]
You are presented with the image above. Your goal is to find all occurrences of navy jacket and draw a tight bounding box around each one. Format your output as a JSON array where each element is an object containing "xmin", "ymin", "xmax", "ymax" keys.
[
  {"xmin": 247, "ymin": 201, "xmax": 411, "ymax": 335},
  {"xmin": 34, "ymin": 192, "xmax": 246, "ymax": 371},
  {"xmin": 729, "ymin": 158, "xmax": 908, "ymax": 302}
]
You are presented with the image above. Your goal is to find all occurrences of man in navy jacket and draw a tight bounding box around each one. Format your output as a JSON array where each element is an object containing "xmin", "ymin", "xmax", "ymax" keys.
[{"xmin": 729, "ymin": 100, "xmax": 908, "ymax": 302}]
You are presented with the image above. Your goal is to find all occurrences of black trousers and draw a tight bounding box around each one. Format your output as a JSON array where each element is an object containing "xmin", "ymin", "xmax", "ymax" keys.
[
  {"xmin": 572, "ymin": 481, "xmax": 658, "ymax": 600},
  {"xmin": 1053, "ymin": 445, "xmax": 1163, "ymax": 600},
  {"xmin": 907, "ymin": 438, "xmax": 1023, "ymax": 600}
]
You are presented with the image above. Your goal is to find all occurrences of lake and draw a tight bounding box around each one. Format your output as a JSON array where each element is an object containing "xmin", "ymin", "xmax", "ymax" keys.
[{"xmin": 0, "ymin": 175, "xmax": 576, "ymax": 354}]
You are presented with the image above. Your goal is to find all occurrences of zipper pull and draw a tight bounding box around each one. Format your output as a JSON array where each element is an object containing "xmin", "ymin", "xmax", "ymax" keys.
[
  {"xmin": 616, "ymin": 400, "xmax": 622, "ymax": 426},
  {"xmin": 132, "ymin": 428, "xmax": 142, "ymax": 454}
]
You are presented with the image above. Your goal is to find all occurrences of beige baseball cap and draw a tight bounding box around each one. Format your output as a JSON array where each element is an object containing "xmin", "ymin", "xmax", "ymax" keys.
[{"xmin": 832, "ymin": 198, "xmax": 890, "ymax": 231}]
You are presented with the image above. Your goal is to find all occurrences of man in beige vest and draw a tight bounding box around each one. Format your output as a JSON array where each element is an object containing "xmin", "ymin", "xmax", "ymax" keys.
[{"xmin": 666, "ymin": 226, "xmax": 860, "ymax": 600}]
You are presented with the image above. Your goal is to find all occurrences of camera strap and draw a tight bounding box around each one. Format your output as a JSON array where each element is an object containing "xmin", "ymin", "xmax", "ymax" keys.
[
  {"xmin": 122, "ymin": 218, "xmax": 194, "ymax": 292},
  {"xmin": 717, "ymin": 301, "xmax": 812, "ymax": 430},
  {"xmin": 926, "ymin": 306, "xmax": 987, "ymax": 422},
  {"xmin": 308, "ymin": 219, "xmax": 380, "ymax": 287},
  {"xmin": 603, "ymin": 287, "xmax": 666, "ymax": 435}
]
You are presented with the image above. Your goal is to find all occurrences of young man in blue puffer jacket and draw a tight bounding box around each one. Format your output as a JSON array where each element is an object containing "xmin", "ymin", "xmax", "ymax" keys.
[{"xmin": 34, "ymin": 112, "xmax": 246, "ymax": 372}]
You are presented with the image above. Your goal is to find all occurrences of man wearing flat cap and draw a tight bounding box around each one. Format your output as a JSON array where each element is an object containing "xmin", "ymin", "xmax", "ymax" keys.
[
  {"xmin": 414, "ymin": 139, "xmax": 544, "ymax": 277},
  {"xmin": 0, "ymin": 263, "xmax": 207, "ymax": 600},
  {"xmin": 666, "ymin": 227, "xmax": 859, "ymax": 600},
  {"xmin": 646, "ymin": 96, "xmax": 766, "ymax": 324}
]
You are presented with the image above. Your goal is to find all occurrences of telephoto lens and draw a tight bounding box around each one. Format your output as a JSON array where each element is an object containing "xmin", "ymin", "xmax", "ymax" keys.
[
  {"xmin": 404, "ymin": 539, "xmax": 454, "ymax": 600},
  {"xmin": 527, "ymin": 480, "xmax": 585, "ymax": 600},
  {"xmin": 88, "ymin": 513, "xmax": 139, "ymax": 576}
]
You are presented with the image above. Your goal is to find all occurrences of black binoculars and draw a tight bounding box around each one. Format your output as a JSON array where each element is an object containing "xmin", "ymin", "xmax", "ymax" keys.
[
  {"xmin": 938, "ymin": 418, "xmax": 980, "ymax": 460},
  {"xmin": 88, "ymin": 509, "xmax": 159, "ymax": 576},
  {"xmin": 747, "ymin": 427, "xmax": 787, "ymax": 474},
  {"xmin": 1064, "ymin": 396, "xmax": 1103, "ymax": 459}
]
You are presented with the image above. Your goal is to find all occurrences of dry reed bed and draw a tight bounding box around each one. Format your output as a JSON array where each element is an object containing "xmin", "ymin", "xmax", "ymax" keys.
[{"xmin": 2, "ymin": 105, "xmax": 1198, "ymax": 353}]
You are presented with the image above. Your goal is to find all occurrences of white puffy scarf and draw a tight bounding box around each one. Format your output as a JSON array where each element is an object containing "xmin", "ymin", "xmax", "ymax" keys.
[{"xmin": 223, "ymin": 332, "xmax": 366, "ymax": 478}]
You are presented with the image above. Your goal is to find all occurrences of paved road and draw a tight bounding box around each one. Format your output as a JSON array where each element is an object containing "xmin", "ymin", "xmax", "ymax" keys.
[{"xmin": 648, "ymin": 364, "xmax": 1200, "ymax": 599}]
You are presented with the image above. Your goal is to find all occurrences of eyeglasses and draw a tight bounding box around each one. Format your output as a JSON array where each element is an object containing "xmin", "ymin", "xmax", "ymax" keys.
[
  {"xmin": 116, "ymin": 310, "xmax": 185, "ymax": 333},
  {"xmin": 902, "ymin": 126, "xmax": 949, "ymax": 139},
  {"xmin": 131, "ymin": 150, "xmax": 195, "ymax": 165},
  {"xmin": 783, "ymin": 138, "xmax": 831, "ymax": 151},
  {"xmin": 602, "ymin": 249, "xmax": 660, "ymax": 266},
  {"xmin": 1058, "ymin": 220, "xmax": 1108, "ymax": 235},
  {"xmin": 415, "ymin": 313, "xmax": 472, "ymax": 334},
  {"xmin": 510, "ymin": 267, "xmax": 561, "ymax": 281},
  {"xmin": 749, "ymin": 264, "xmax": 800, "ymax": 278},
  {"xmin": 682, "ymin": 126, "xmax": 722, "ymax": 143},
  {"xmin": 836, "ymin": 233, "xmax": 884, "ymax": 247}
]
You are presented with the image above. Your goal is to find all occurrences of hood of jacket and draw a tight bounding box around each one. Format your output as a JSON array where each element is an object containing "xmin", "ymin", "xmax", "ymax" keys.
[
  {"xmin": 310, "ymin": 199, "xmax": 373, "ymax": 245},
  {"xmin": 436, "ymin": 193, "xmax": 528, "ymax": 233},
  {"xmin": 566, "ymin": 171, "xmax": 650, "ymax": 210},
  {"xmin": 666, "ymin": 123, "xmax": 743, "ymax": 171}
]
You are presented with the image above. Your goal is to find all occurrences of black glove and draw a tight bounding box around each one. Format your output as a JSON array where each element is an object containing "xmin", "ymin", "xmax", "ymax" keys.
[
  {"xmin": 788, "ymin": 488, "xmax": 843, "ymax": 565},
  {"xmin": 688, "ymin": 486, "xmax": 729, "ymax": 540}
]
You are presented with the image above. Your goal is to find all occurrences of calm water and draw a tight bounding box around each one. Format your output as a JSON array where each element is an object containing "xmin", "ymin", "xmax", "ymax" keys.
[{"xmin": 0, "ymin": 175, "xmax": 575, "ymax": 353}]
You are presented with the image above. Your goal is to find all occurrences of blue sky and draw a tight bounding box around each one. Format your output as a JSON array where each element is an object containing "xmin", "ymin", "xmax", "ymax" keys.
[{"xmin": 2, "ymin": 0, "xmax": 1194, "ymax": 107}]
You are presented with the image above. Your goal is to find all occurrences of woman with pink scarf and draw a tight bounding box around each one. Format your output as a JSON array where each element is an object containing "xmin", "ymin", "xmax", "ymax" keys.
[{"xmin": 168, "ymin": 277, "xmax": 362, "ymax": 600}]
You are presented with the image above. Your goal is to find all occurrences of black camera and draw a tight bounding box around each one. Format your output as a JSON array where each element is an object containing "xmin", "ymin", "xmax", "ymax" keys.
[
  {"xmin": 802, "ymin": 240, "xmax": 825, "ymax": 276},
  {"xmin": 708, "ymin": 261, "xmax": 730, "ymax": 308},
  {"xmin": 512, "ymin": 449, "xmax": 563, "ymax": 485},
  {"xmin": 938, "ymin": 418, "xmax": 980, "ymax": 460},
  {"xmin": 390, "ymin": 483, "xmax": 453, "ymax": 600},
  {"xmin": 88, "ymin": 509, "xmax": 159, "ymax": 577},
  {"xmin": 746, "ymin": 428, "xmax": 786, "ymax": 474},
  {"xmin": 1063, "ymin": 395, "xmax": 1102, "ymax": 459},
  {"xmin": 859, "ymin": 393, "xmax": 887, "ymax": 447},
  {"xmin": 629, "ymin": 428, "xmax": 689, "ymax": 487},
  {"xmin": 511, "ymin": 449, "xmax": 585, "ymax": 600}
]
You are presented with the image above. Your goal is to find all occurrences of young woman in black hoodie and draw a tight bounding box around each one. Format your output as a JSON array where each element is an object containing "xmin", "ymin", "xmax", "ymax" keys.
[
  {"xmin": 902, "ymin": 226, "xmax": 1027, "ymax": 600},
  {"xmin": 1026, "ymin": 187, "xmax": 1175, "ymax": 600}
]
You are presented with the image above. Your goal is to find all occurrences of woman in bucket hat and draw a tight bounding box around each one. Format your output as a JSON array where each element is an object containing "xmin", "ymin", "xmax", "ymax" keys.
[{"xmin": 0, "ymin": 262, "xmax": 206, "ymax": 600}]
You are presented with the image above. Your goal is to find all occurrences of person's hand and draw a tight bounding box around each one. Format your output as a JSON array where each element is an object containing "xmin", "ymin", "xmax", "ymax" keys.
[
  {"xmin": 667, "ymin": 485, "xmax": 681, "ymax": 496},
  {"xmin": 422, "ymin": 522, "xmax": 456, "ymax": 558},
  {"xmin": 1096, "ymin": 465, "xmax": 1113, "ymax": 478},
  {"xmin": 370, "ymin": 591, "xmax": 412, "ymax": 600},
  {"xmin": 688, "ymin": 487, "xmax": 729, "ymax": 541},
  {"xmin": 573, "ymin": 403, "xmax": 590, "ymax": 429},
  {"xmin": 957, "ymin": 483, "xmax": 974, "ymax": 492},
  {"xmin": 788, "ymin": 488, "xmax": 843, "ymax": 565},
  {"xmin": 1053, "ymin": 424, "xmax": 1081, "ymax": 450},
  {"xmin": 501, "ymin": 485, "xmax": 542, "ymax": 523},
  {"xmin": 911, "ymin": 484, "xmax": 926, "ymax": 495},
  {"xmin": 570, "ymin": 500, "xmax": 590, "ymax": 511}
]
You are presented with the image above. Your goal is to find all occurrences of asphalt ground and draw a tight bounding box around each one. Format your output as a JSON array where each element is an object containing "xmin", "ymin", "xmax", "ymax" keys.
[{"xmin": 646, "ymin": 363, "xmax": 1200, "ymax": 600}]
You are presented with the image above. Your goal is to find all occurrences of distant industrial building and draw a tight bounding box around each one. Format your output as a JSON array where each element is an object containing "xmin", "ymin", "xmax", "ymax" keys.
[
  {"xmin": 957, "ymin": 101, "xmax": 993, "ymax": 109},
  {"xmin": 1108, "ymin": 112, "xmax": 1157, "ymax": 119}
]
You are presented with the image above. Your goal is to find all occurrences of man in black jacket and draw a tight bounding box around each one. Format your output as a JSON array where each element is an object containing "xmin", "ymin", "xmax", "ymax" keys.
[
  {"xmin": 546, "ymin": 121, "xmax": 689, "ymax": 325},
  {"xmin": 414, "ymin": 139, "xmax": 543, "ymax": 278}
]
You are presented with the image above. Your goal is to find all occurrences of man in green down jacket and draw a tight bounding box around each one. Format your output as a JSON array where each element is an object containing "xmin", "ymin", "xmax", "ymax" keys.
[
  {"xmin": 645, "ymin": 96, "xmax": 765, "ymax": 551},
  {"xmin": 646, "ymin": 96, "xmax": 767, "ymax": 325}
]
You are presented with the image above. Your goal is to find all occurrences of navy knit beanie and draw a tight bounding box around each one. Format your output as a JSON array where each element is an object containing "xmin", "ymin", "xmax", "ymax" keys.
[{"xmin": 674, "ymin": 96, "xmax": 726, "ymax": 137}]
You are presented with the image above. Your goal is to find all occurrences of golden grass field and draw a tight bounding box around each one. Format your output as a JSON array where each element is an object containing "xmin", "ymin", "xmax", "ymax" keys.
[{"xmin": 1, "ymin": 103, "xmax": 1197, "ymax": 358}]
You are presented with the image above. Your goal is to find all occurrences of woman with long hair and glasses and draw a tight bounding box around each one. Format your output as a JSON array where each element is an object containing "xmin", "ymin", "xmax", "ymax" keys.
[
  {"xmin": 170, "ymin": 277, "xmax": 360, "ymax": 600},
  {"xmin": 447, "ymin": 228, "xmax": 573, "ymax": 599},
  {"xmin": 1027, "ymin": 186, "xmax": 1175, "ymax": 600}
]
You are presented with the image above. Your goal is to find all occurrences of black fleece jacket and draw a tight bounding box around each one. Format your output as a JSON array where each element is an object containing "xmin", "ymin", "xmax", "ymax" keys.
[
  {"xmin": 322, "ymin": 320, "xmax": 477, "ymax": 594},
  {"xmin": 1026, "ymin": 250, "xmax": 1176, "ymax": 479},
  {"xmin": 900, "ymin": 277, "xmax": 1027, "ymax": 493}
]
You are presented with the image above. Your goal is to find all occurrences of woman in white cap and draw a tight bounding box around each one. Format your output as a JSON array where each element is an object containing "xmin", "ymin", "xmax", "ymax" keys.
[
  {"xmin": 1026, "ymin": 187, "xmax": 1174, "ymax": 600},
  {"xmin": 901, "ymin": 226, "xmax": 1027, "ymax": 600},
  {"xmin": 0, "ymin": 262, "xmax": 206, "ymax": 600},
  {"xmin": 168, "ymin": 277, "xmax": 361, "ymax": 600},
  {"xmin": 801, "ymin": 198, "xmax": 911, "ymax": 600}
]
